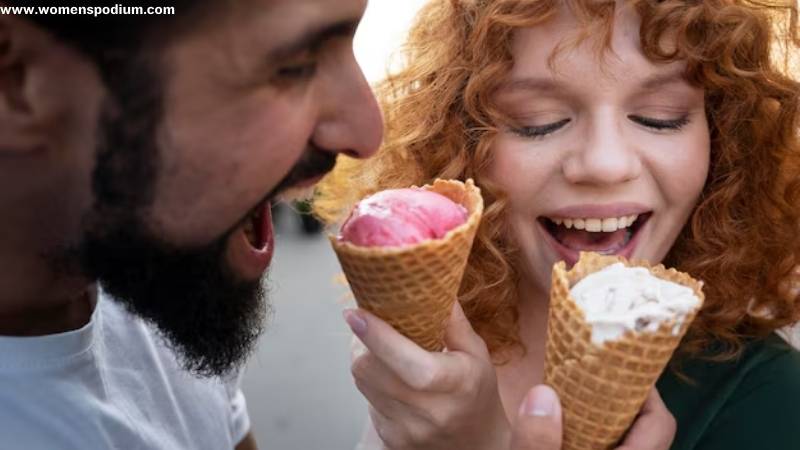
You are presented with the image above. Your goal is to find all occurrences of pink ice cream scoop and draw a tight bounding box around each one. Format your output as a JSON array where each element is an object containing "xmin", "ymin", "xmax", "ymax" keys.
[{"xmin": 339, "ymin": 188, "xmax": 468, "ymax": 247}]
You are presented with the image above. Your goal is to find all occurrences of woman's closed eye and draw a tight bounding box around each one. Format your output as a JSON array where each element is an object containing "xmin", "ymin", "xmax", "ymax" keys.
[
  {"xmin": 511, "ymin": 118, "xmax": 571, "ymax": 139},
  {"xmin": 628, "ymin": 114, "xmax": 690, "ymax": 131}
]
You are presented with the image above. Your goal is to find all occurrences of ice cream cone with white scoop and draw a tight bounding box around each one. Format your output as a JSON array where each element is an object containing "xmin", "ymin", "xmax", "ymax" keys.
[{"xmin": 544, "ymin": 252, "xmax": 704, "ymax": 450}]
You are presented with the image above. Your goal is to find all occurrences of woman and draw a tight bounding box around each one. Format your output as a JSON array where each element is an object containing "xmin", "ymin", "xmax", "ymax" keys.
[{"xmin": 317, "ymin": 0, "xmax": 800, "ymax": 448}]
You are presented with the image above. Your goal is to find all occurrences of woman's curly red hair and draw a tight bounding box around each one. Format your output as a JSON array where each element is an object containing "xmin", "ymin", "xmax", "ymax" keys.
[{"xmin": 316, "ymin": 0, "xmax": 800, "ymax": 361}]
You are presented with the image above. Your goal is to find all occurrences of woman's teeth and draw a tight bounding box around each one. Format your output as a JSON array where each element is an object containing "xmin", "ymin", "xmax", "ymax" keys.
[{"xmin": 550, "ymin": 215, "xmax": 638, "ymax": 232}]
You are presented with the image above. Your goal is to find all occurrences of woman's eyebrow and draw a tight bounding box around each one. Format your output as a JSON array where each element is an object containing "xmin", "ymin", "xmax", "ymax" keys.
[
  {"xmin": 498, "ymin": 69, "xmax": 691, "ymax": 97},
  {"xmin": 498, "ymin": 76, "xmax": 566, "ymax": 94},
  {"xmin": 637, "ymin": 68, "xmax": 690, "ymax": 91}
]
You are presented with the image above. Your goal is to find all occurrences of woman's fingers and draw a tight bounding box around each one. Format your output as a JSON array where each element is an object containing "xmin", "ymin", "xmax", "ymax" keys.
[
  {"xmin": 344, "ymin": 308, "xmax": 440, "ymax": 390},
  {"xmin": 443, "ymin": 301, "xmax": 490, "ymax": 357},
  {"xmin": 344, "ymin": 306, "xmax": 506, "ymax": 450},
  {"xmin": 356, "ymin": 376, "xmax": 415, "ymax": 425},
  {"xmin": 367, "ymin": 402, "xmax": 444, "ymax": 450},
  {"xmin": 617, "ymin": 388, "xmax": 676, "ymax": 450},
  {"xmin": 351, "ymin": 349, "xmax": 408, "ymax": 400},
  {"xmin": 368, "ymin": 405, "xmax": 408, "ymax": 449},
  {"xmin": 510, "ymin": 385, "xmax": 563, "ymax": 450},
  {"xmin": 349, "ymin": 332, "xmax": 447, "ymax": 422},
  {"xmin": 345, "ymin": 307, "xmax": 482, "ymax": 393}
]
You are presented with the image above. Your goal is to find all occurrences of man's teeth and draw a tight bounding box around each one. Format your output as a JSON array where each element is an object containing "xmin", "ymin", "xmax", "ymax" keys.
[{"xmin": 551, "ymin": 215, "xmax": 638, "ymax": 232}]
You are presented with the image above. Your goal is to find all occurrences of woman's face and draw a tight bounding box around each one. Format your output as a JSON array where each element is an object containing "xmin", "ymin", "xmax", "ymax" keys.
[{"xmin": 489, "ymin": 3, "xmax": 710, "ymax": 295}]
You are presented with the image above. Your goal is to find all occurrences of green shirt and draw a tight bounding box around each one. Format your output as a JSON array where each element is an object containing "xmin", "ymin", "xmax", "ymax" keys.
[{"xmin": 657, "ymin": 333, "xmax": 800, "ymax": 450}]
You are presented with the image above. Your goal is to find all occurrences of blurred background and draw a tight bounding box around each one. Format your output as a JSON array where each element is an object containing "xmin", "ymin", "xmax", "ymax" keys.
[
  {"xmin": 241, "ymin": 1, "xmax": 800, "ymax": 449},
  {"xmin": 240, "ymin": 1, "xmax": 428, "ymax": 449}
]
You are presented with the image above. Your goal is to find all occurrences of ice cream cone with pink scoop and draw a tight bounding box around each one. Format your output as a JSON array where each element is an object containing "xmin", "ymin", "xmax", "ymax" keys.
[{"xmin": 330, "ymin": 179, "xmax": 483, "ymax": 351}]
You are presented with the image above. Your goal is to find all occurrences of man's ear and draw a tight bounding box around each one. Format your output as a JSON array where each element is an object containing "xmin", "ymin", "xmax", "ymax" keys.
[{"xmin": 0, "ymin": 16, "xmax": 48, "ymax": 156}]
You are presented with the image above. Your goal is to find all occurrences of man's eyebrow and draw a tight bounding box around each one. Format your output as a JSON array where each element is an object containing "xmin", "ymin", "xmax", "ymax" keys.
[{"xmin": 269, "ymin": 19, "xmax": 360, "ymax": 62}]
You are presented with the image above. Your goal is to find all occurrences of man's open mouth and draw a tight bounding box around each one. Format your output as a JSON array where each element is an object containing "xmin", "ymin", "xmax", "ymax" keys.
[
  {"xmin": 226, "ymin": 165, "xmax": 331, "ymax": 281},
  {"xmin": 227, "ymin": 200, "xmax": 276, "ymax": 282},
  {"xmin": 242, "ymin": 202, "xmax": 272, "ymax": 250},
  {"xmin": 539, "ymin": 212, "xmax": 651, "ymax": 255}
]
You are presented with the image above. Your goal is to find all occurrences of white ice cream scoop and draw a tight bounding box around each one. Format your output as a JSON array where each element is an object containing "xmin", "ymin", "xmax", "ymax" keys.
[{"xmin": 570, "ymin": 263, "xmax": 701, "ymax": 345}]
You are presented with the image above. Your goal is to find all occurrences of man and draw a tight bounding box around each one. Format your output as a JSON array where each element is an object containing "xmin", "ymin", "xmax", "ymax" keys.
[{"xmin": 0, "ymin": 0, "xmax": 381, "ymax": 448}]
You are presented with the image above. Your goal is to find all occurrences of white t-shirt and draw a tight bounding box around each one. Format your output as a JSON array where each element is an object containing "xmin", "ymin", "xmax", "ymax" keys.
[{"xmin": 0, "ymin": 292, "xmax": 251, "ymax": 450}]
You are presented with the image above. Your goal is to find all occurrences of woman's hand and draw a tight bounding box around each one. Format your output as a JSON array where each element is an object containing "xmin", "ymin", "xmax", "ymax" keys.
[
  {"xmin": 510, "ymin": 387, "xmax": 676, "ymax": 450},
  {"xmin": 344, "ymin": 302, "xmax": 511, "ymax": 450},
  {"xmin": 345, "ymin": 302, "xmax": 676, "ymax": 450},
  {"xmin": 615, "ymin": 389, "xmax": 676, "ymax": 450}
]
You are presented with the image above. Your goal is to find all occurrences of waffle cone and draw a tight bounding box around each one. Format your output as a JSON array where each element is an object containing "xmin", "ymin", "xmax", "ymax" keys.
[
  {"xmin": 330, "ymin": 179, "xmax": 484, "ymax": 351},
  {"xmin": 544, "ymin": 252, "xmax": 704, "ymax": 450}
]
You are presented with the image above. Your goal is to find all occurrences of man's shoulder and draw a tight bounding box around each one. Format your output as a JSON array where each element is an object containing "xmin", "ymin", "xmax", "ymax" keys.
[
  {"xmin": 98, "ymin": 291, "xmax": 184, "ymax": 369},
  {"xmin": 0, "ymin": 294, "xmax": 241, "ymax": 449},
  {"xmin": 97, "ymin": 295, "xmax": 249, "ymax": 447},
  {"xmin": 97, "ymin": 293, "xmax": 229, "ymax": 392}
]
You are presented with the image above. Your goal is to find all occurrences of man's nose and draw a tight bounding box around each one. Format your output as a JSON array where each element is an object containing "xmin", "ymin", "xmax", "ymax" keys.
[
  {"xmin": 562, "ymin": 112, "xmax": 641, "ymax": 186},
  {"xmin": 311, "ymin": 54, "xmax": 384, "ymax": 160}
]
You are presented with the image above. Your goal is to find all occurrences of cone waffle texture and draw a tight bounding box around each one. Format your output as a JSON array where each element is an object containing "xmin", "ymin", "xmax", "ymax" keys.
[
  {"xmin": 544, "ymin": 252, "xmax": 705, "ymax": 450},
  {"xmin": 330, "ymin": 179, "xmax": 484, "ymax": 351}
]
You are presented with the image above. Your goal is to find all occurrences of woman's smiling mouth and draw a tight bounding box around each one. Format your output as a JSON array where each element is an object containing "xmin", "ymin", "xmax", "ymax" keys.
[{"xmin": 537, "ymin": 207, "xmax": 652, "ymax": 266}]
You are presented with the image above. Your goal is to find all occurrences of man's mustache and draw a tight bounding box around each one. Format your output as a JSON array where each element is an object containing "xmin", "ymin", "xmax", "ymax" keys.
[
  {"xmin": 267, "ymin": 148, "xmax": 338, "ymax": 201},
  {"xmin": 223, "ymin": 148, "xmax": 338, "ymax": 239}
]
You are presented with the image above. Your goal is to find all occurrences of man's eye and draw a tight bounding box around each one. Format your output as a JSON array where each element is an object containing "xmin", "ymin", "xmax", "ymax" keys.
[
  {"xmin": 278, "ymin": 62, "xmax": 318, "ymax": 80},
  {"xmin": 511, "ymin": 118, "xmax": 571, "ymax": 139},
  {"xmin": 628, "ymin": 114, "xmax": 690, "ymax": 131}
]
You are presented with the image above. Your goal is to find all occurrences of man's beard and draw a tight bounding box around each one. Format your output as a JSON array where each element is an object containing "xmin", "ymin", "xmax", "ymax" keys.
[
  {"xmin": 80, "ymin": 219, "xmax": 268, "ymax": 378},
  {"xmin": 78, "ymin": 67, "xmax": 269, "ymax": 378},
  {"xmin": 81, "ymin": 177, "xmax": 269, "ymax": 379}
]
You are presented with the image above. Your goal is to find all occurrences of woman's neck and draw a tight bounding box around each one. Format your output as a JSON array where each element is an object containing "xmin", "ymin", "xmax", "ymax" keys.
[
  {"xmin": 516, "ymin": 277, "xmax": 550, "ymax": 353},
  {"xmin": 495, "ymin": 277, "xmax": 551, "ymax": 420}
]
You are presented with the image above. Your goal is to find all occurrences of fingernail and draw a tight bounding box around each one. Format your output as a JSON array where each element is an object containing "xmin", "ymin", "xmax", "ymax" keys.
[
  {"xmin": 521, "ymin": 385, "xmax": 559, "ymax": 417},
  {"xmin": 343, "ymin": 309, "xmax": 367, "ymax": 337}
]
